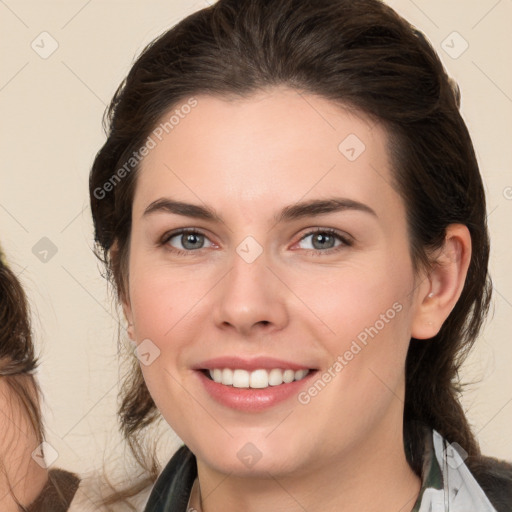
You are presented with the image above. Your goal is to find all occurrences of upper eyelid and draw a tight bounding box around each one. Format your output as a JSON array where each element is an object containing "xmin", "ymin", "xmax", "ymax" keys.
[
  {"xmin": 162, "ymin": 227, "xmax": 209, "ymax": 238},
  {"xmin": 299, "ymin": 227, "xmax": 351, "ymax": 240}
]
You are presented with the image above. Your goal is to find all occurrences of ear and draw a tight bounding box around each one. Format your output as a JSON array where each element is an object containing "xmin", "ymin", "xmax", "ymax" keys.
[{"xmin": 411, "ymin": 224, "xmax": 472, "ymax": 340}]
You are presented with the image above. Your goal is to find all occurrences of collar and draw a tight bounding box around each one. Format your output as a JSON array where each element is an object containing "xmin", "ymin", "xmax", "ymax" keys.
[{"xmin": 411, "ymin": 428, "xmax": 498, "ymax": 512}]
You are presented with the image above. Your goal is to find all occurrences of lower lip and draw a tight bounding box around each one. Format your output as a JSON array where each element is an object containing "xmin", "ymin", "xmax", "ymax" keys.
[{"xmin": 197, "ymin": 370, "xmax": 316, "ymax": 412}]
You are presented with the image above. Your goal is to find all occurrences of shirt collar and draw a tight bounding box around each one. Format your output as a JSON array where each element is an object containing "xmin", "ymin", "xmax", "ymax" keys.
[{"xmin": 411, "ymin": 427, "xmax": 497, "ymax": 512}]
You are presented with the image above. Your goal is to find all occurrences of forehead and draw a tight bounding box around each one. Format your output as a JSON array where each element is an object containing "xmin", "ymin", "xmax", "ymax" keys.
[{"xmin": 134, "ymin": 87, "xmax": 402, "ymax": 222}]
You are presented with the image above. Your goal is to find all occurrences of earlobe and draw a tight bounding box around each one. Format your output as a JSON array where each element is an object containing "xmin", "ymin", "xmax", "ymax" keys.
[{"xmin": 411, "ymin": 224, "xmax": 472, "ymax": 340}]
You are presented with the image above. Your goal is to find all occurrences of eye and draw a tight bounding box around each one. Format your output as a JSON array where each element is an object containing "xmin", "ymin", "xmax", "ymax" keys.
[
  {"xmin": 296, "ymin": 228, "xmax": 351, "ymax": 252},
  {"xmin": 162, "ymin": 229, "xmax": 214, "ymax": 252}
]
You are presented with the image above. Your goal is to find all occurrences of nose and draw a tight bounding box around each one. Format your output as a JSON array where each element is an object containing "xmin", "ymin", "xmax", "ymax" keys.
[{"xmin": 212, "ymin": 247, "xmax": 289, "ymax": 338}]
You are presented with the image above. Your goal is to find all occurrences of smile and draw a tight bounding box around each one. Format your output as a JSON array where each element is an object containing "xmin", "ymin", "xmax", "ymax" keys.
[{"xmin": 206, "ymin": 368, "xmax": 311, "ymax": 388}]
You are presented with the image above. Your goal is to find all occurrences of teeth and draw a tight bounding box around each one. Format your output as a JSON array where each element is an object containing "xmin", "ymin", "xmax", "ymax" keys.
[
  {"xmin": 268, "ymin": 368, "xmax": 283, "ymax": 386},
  {"xmin": 207, "ymin": 368, "xmax": 310, "ymax": 388},
  {"xmin": 222, "ymin": 368, "xmax": 233, "ymax": 385},
  {"xmin": 250, "ymin": 369, "xmax": 268, "ymax": 389},
  {"xmin": 283, "ymin": 369, "xmax": 295, "ymax": 383},
  {"xmin": 232, "ymin": 369, "xmax": 250, "ymax": 388}
]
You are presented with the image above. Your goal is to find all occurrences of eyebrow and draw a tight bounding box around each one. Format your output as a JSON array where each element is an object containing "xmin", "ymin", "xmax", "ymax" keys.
[
  {"xmin": 143, "ymin": 197, "xmax": 377, "ymax": 223},
  {"xmin": 276, "ymin": 197, "xmax": 377, "ymax": 222}
]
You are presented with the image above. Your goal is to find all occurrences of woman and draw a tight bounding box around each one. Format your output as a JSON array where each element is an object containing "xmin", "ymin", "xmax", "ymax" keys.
[
  {"xmin": 89, "ymin": 0, "xmax": 512, "ymax": 510},
  {"xmin": 0, "ymin": 246, "xmax": 80, "ymax": 511}
]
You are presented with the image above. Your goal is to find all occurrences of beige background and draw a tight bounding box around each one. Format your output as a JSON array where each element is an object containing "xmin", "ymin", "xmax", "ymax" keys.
[{"xmin": 0, "ymin": 0, "xmax": 511, "ymax": 477}]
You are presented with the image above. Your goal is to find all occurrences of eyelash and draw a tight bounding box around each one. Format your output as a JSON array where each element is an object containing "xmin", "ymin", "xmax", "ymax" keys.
[{"xmin": 159, "ymin": 227, "xmax": 353, "ymax": 257}]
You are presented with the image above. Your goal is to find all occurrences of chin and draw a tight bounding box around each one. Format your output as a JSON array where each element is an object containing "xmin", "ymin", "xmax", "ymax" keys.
[
  {"xmin": 201, "ymin": 450, "xmax": 303, "ymax": 478},
  {"xmin": 190, "ymin": 432, "xmax": 310, "ymax": 478}
]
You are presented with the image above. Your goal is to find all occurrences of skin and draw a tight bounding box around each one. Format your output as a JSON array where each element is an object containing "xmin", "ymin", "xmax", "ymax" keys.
[
  {"xmin": 0, "ymin": 377, "xmax": 48, "ymax": 511},
  {"xmin": 122, "ymin": 86, "xmax": 471, "ymax": 512}
]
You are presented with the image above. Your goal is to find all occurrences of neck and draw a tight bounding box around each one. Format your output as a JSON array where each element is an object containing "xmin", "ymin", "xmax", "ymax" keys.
[{"xmin": 193, "ymin": 416, "xmax": 421, "ymax": 512}]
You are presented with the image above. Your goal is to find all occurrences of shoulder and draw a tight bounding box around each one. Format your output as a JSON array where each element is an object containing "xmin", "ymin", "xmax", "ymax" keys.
[
  {"xmin": 27, "ymin": 469, "xmax": 80, "ymax": 512},
  {"xmin": 67, "ymin": 471, "xmax": 152, "ymax": 512},
  {"xmin": 469, "ymin": 455, "xmax": 512, "ymax": 512}
]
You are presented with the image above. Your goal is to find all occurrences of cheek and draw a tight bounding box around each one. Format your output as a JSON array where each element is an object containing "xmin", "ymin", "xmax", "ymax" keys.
[
  {"xmin": 127, "ymin": 269, "xmax": 207, "ymax": 424},
  {"xmin": 128, "ymin": 263, "xmax": 204, "ymax": 345},
  {"xmin": 293, "ymin": 265, "xmax": 413, "ymax": 442},
  {"xmin": 290, "ymin": 254, "xmax": 415, "ymax": 414},
  {"xmin": 291, "ymin": 257, "xmax": 413, "ymax": 347}
]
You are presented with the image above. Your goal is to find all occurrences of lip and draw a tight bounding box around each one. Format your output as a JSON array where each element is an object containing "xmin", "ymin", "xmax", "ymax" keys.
[
  {"xmin": 194, "ymin": 356, "xmax": 312, "ymax": 372},
  {"xmin": 195, "ymin": 359, "xmax": 317, "ymax": 412}
]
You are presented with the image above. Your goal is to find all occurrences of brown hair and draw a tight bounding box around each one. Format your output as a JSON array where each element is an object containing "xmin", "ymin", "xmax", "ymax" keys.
[{"xmin": 89, "ymin": 0, "xmax": 493, "ymax": 503}]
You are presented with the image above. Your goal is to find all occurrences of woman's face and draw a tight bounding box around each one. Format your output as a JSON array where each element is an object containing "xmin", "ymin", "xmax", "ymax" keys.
[{"xmin": 123, "ymin": 86, "xmax": 429, "ymax": 477}]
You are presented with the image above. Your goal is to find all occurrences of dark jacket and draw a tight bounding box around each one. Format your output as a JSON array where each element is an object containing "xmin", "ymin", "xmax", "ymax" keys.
[{"xmin": 471, "ymin": 457, "xmax": 512, "ymax": 512}]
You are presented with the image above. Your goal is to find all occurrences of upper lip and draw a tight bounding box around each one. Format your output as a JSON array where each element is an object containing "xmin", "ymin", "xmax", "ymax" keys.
[{"xmin": 194, "ymin": 356, "xmax": 314, "ymax": 372}]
